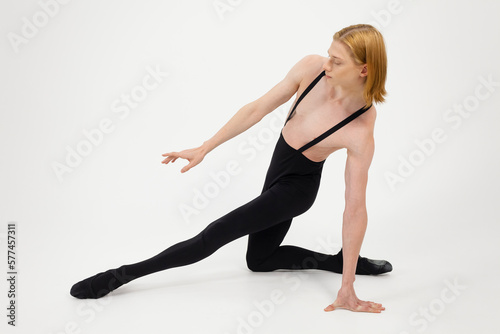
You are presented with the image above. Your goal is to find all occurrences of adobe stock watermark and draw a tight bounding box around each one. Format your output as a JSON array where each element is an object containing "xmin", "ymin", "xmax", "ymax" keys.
[
  {"xmin": 222, "ymin": 234, "xmax": 341, "ymax": 334},
  {"xmin": 213, "ymin": 0, "xmax": 245, "ymax": 21},
  {"xmin": 398, "ymin": 277, "xmax": 467, "ymax": 333},
  {"xmin": 7, "ymin": 0, "xmax": 73, "ymax": 54},
  {"xmin": 367, "ymin": 0, "xmax": 415, "ymax": 31},
  {"xmin": 51, "ymin": 64, "xmax": 169, "ymax": 183},
  {"xmin": 177, "ymin": 107, "xmax": 288, "ymax": 225},
  {"xmin": 385, "ymin": 74, "xmax": 499, "ymax": 191},
  {"xmin": 50, "ymin": 296, "xmax": 113, "ymax": 334}
]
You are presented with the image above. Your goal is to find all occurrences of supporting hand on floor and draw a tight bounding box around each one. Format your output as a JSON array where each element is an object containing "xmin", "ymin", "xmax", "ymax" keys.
[{"xmin": 324, "ymin": 285, "xmax": 384, "ymax": 313}]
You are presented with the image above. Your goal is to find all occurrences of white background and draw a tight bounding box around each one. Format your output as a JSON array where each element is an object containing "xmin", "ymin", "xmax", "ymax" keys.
[{"xmin": 1, "ymin": 0, "xmax": 499, "ymax": 333}]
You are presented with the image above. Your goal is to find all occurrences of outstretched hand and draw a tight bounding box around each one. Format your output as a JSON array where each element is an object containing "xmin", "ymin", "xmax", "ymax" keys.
[
  {"xmin": 324, "ymin": 286, "xmax": 384, "ymax": 313},
  {"xmin": 161, "ymin": 146, "xmax": 206, "ymax": 173}
]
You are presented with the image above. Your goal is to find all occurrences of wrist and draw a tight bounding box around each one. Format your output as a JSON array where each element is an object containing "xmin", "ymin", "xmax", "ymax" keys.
[
  {"xmin": 341, "ymin": 279, "xmax": 355, "ymax": 289},
  {"xmin": 341, "ymin": 270, "xmax": 356, "ymax": 288},
  {"xmin": 200, "ymin": 140, "xmax": 213, "ymax": 155},
  {"xmin": 339, "ymin": 283, "xmax": 355, "ymax": 296}
]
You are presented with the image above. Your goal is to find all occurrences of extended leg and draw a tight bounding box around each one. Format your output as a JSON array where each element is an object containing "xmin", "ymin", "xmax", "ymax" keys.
[{"xmin": 70, "ymin": 184, "xmax": 312, "ymax": 299}]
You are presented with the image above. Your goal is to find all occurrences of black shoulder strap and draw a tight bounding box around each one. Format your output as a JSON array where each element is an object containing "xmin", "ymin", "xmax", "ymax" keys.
[
  {"xmin": 298, "ymin": 104, "xmax": 372, "ymax": 152},
  {"xmin": 284, "ymin": 70, "xmax": 325, "ymax": 125}
]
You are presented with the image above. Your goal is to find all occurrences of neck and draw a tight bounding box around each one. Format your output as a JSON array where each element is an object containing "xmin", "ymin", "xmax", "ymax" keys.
[{"xmin": 326, "ymin": 81, "xmax": 366, "ymax": 109}]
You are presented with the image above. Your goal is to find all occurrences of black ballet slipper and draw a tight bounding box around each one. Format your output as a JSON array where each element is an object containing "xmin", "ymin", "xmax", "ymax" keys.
[
  {"xmin": 355, "ymin": 255, "xmax": 393, "ymax": 275},
  {"xmin": 70, "ymin": 268, "xmax": 123, "ymax": 299},
  {"xmin": 333, "ymin": 249, "xmax": 393, "ymax": 275}
]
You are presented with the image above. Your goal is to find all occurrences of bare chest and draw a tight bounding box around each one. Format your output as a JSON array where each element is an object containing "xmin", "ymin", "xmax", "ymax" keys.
[{"xmin": 281, "ymin": 86, "xmax": 359, "ymax": 162}]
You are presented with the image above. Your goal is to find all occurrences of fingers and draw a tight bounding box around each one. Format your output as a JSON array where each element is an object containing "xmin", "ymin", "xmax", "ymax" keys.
[
  {"xmin": 161, "ymin": 149, "xmax": 203, "ymax": 173},
  {"xmin": 161, "ymin": 152, "xmax": 179, "ymax": 164},
  {"xmin": 324, "ymin": 301, "xmax": 384, "ymax": 313},
  {"xmin": 356, "ymin": 301, "xmax": 385, "ymax": 313},
  {"xmin": 161, "ymin": 152, "xmax": 173, "ymax": 162},
  {"xmin": 181, "ymin": 159, "xmax": 198, "ymax": 173},
  {"xmin": 359, "ymin": 300, "xmax": 384, "ymax": 308}
]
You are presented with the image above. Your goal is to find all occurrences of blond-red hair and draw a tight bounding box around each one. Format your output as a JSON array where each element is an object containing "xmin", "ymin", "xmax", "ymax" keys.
[{"xmin": 334, "ymin": 24, "xmax": 387, "ymax": 104}]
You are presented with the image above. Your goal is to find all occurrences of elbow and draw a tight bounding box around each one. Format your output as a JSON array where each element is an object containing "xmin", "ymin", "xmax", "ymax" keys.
[{"xmin": 246, "ymin": 101, "xmax": 265, "ymax": 123}]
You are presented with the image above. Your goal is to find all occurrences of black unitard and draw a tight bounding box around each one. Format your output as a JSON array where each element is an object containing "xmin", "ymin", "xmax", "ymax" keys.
[{"xmin": 70, "ymin": 70, "xmax": 374, "ymax": 299}]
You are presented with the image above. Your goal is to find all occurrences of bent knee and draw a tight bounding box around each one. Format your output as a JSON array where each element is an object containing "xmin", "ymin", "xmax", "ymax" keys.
[
  {"xmin": 246, "ymin": 257, "xmax": 270, "ymax": 272},
  {"xmin": 247, "ymin": 261, "xmax": 266, "ymax": 272}
]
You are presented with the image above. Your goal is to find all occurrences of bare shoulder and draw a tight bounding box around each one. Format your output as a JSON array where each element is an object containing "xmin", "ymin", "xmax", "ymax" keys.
[
  {"xmin": 300, "ymin": 54, "xmax": 328, "ymax": 79},
  {"xmin": 347, "ymin": 105, "xmax": 377, "ymax": 160},
  {"xmin": 289, "ymin": 54, "xmax": 326, "ymax": 85},
  {"xmin": 252, "ymin": 54, "xmax": 326, "ymax": 118},
  {"xmin": 297, "ymin": 54, "xmax": 326, "ymax": 68}
]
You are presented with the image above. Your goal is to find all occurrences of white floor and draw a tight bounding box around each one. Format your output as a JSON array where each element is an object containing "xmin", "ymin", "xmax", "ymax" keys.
[{"xmin": 2, "ymin": 173, "xmax": 500, "ymax": 334}]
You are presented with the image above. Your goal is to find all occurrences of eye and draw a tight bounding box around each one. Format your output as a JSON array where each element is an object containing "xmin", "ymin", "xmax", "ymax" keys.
[{"xmin": 328, "ymin": 54, "xmax": 341, "ymax": 65}]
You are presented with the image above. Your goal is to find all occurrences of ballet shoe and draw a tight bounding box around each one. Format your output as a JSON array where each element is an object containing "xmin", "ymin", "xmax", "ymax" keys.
[
  {"xmin": 70, "ymin": 269, "xmax": 118, "ymax": 299},
  {"xmin": 334, "ymin": 249, "xmax": 393, "ymax": 275},
  {"xmin": 356, "ymin": 256, "xmax": 393, "ymax": 275}
]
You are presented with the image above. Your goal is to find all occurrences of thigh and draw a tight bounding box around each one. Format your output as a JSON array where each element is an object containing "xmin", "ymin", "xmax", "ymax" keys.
[{"xmin": 202, "ymin": 182, "xmax": 309, "ymax": 246}]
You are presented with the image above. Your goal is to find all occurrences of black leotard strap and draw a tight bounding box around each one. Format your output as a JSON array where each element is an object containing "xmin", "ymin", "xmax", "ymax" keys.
[
  {"xmin": 298, "ymin": 104, "xmax": 372, "ymax": 152},
  {"xmin": 284, "ymin": 70, "xmax": 326, "ymax": 125}
]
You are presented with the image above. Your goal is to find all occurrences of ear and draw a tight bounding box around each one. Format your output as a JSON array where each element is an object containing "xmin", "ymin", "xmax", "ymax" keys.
[{"xmin": 360, "ymin": 64, "xmax": 368, "ymax": 78}]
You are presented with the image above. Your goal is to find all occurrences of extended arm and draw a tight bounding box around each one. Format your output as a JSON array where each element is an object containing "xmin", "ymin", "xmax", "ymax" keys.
[
  {"xmin": 200, "ymin": 56, "xmax": 314, "ymax": 155},
  {"xmin": 161, "ymin": 55, "xmax": 318, "ymax": 172},
  {"xmin": 324, "ymin": 134, "xmax": 384, "ymax": 313}
]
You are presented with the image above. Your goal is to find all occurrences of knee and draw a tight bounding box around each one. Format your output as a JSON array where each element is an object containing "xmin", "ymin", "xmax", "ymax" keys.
[{"xmin": 245, "ymin": 255, "xmax": 268, "ymax": 272}]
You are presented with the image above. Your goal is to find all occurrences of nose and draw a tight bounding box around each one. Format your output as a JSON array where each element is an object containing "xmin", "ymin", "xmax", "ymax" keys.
[{"xmin": 322, "ymin": 58, "xmax": 331, "ymax": 72}]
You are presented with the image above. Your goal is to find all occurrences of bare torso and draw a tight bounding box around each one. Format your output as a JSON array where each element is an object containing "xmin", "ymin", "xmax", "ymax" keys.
[{"xmin": 281, "ymin": 56, "xmax": 377, "ymax": 162}]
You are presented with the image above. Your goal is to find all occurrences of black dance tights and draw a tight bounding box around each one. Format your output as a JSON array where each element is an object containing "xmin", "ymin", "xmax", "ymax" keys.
[{"xmin": 70, "ymin": 187, "xmax": 391, "ymax": 299}]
